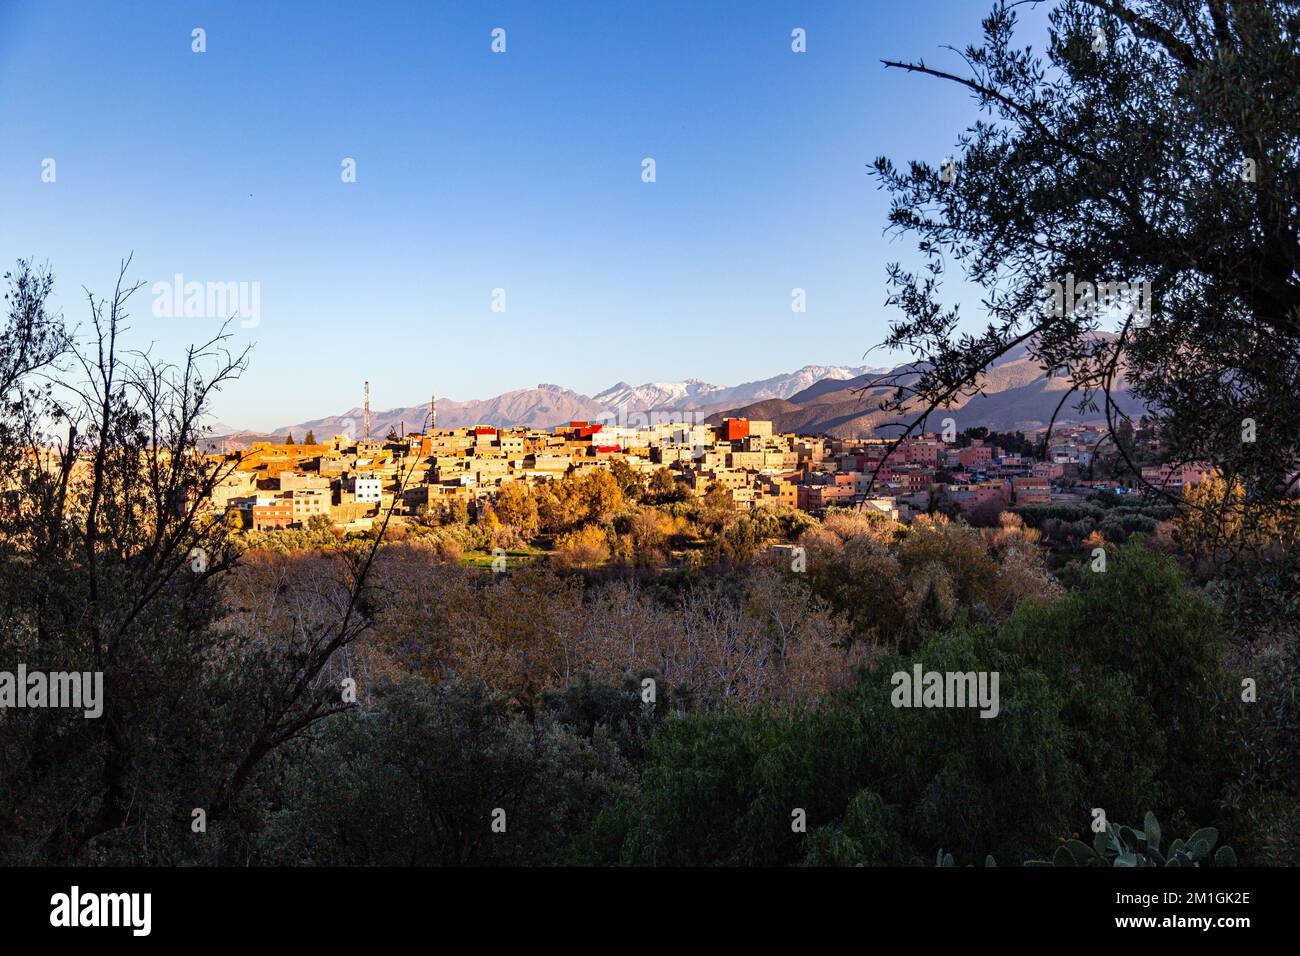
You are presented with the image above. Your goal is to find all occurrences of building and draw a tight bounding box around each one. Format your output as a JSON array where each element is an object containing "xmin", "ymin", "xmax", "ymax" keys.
[
  {"xmin": 1012, "ymin": 476, "xmax": 1051, "ymax": 504},
  {"xmin": 251, "ymin": 494, "xmax": 294, "ymax": 530},
  {"xmin": 351, "ymin": 474, "xmax": 383, "ymax": 503},
  {"xmin": 290, "ymin": 488, "xmax": 331, "ymax": 524}
]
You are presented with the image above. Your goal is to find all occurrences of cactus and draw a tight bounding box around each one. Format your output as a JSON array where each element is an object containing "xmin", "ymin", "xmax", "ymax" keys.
[
  {"xmin": 1025, "ymin": 813, "xmax": 1234, "ymax": 867},
  {"xmin": 936, "ymin": 813, "xmax": 1235, "ymax": 867}
]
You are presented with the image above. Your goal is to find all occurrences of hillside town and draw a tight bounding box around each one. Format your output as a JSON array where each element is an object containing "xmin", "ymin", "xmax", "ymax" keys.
[{"xmin": 204, "ymin": 408, "xmax": 1209, "ymax": 533}]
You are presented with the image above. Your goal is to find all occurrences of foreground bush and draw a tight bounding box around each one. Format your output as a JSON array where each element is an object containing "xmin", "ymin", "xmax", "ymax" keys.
[
  {"xmin": 252, "ymin": 679, "xmax": 631, "ymax": 865},
  {"xmin": 597, "ymin": 544, "xmax": 1240, "ymax": 866}
]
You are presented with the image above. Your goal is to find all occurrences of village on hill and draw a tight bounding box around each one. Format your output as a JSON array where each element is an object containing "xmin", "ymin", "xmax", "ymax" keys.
[{"xmin": 206, "ymin": 409, "xmax": 1204, "ymax": 535}]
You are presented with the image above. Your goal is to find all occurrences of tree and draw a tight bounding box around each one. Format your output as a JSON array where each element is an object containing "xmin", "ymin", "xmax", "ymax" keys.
[
  {"xmin": 0, "ymin": 260, "xmax": 68, "ymax": 501},
  {"xmin": 535, "ymin": 472, "xmax": 623, "ymax": 535},
  {"xmin": 699, "ymin": 483, "xmax": 734, "ymax": 532},
  {"xmin": 608, "ymin": 458, "xmax": 645, "ymax": 502},
  {"xmin": 286, "ymin": 432, "xmax": 295, "ymax": 445},
  {"xmin": 553, "ymin": 524, "xmax": 610, "ymax": 569},
  {"xmin": 575, "ymin": 469, "xmax": 624, "ymax": 524},
  {"xmin": 1178, "ymin": 473, "xmax": 1300, "ymax": 555},
  {"xmin": 258, "ymin": 679, "xmax": 630, "ymax": 865},
  {"xmin": 304, "ymin": 429, "xmax": 317, "ymax": 445},
  {"xmin": 870, "ymin": 0, "xmax": 1300, "ymax": 511},
  {"xmin": 648, "ymin": 467, "xmax": 685, "ymax": 504},
  {"xmin": 493, "ymin": 481, "xmax": 540, "ymax": 539},
  {"xmin": 629, "ymin": 508, "xmax": 670, "ymax": 564},
  {"xmin": 0, "ymin": 260, "xmax": 390, "ymax": 863},
  {"xmin": 305, "ymin": 513, "xmax": 334, "ymax": 533}
]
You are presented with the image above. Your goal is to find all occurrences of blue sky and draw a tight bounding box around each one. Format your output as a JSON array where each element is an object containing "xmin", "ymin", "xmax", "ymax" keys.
[{"xmin": 0, "ymin": 0, "xmax": 1047, "ymax": 431}]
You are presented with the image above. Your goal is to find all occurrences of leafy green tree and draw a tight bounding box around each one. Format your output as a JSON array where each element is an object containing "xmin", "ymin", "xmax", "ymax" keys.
[
  {"xmin": 871, "ymin": 0, "xmax": 1300, "ymax": 507},
  {"xmin": 802, "ymin": 790, "xmax": 909, "ymax": 866},
  {"xmin": 605, "ymin": 538, "xmax": 1236, "ymax": 867},
  {"xmin": 609, "ymin": 703, "xmax": 875, "ymax": 866},
  {"xmin": 698, "ymin": 483, "xmax": 734, "ymax": 533},
  {"xmin": 1223, "ymin": 636, "xmax": 1300, "ymax": 865},
  {"xmin": 255, "ymin": 679, "xmax": 631, "ymax": 865},
  {"xmin": 1006, "ymin": 540, "xmax": 1236, "ymax": 822},
  {"xmin": 607, "ymin": 458, "xmax": 645, "ymax": 502}
]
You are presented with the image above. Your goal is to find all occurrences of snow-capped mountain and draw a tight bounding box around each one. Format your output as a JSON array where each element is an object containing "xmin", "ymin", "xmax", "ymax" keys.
[
  {"xmin": 592, "ymin": 379, "xmax": 726, "ymax": 410},
  {"xmin": 592, "ymin": 366, "xmax": 883, "ymax": 416},
  {"xmin": 700, "ymin": 364, "xmax": 882, "ymax": 410}
]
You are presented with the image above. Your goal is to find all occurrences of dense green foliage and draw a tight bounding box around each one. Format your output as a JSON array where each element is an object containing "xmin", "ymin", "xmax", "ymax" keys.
[
  {"xmin": 584, "ymin": 544, "xmax": 1236, "ymax": 866},
  {"xmin": 132, "ymin": 540, "xmax": 1268, "ymax": 868}
]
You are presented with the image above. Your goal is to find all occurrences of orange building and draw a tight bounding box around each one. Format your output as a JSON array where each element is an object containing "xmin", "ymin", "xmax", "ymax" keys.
[{"xmin": 721, "ymin": 418, "xmax": 750, "ymax": 441}]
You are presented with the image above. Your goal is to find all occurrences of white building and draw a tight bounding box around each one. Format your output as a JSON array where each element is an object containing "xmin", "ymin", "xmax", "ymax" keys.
[{"xmin": 352, "ymin": 474, "xmax": 383, "ymax": 503}]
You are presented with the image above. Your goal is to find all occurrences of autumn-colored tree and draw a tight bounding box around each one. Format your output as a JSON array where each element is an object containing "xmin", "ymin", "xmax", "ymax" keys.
[
  {"xmin": 576, "ymin": 468, "xmax": 624, "ymax": 524},
  {"xmin": 1178, "ymin": 474, "xmax": 1300, "ymax": 556},
  {"xmin": 536, "ymin": 472, "xmax": 623, "ymax": 534},
  {"xmin": 493, "ymin": 481, "xmax": 540, "ymax": 538},
  {"xmin": 553, "ymin": 524, "xmax": 610, "ymax": 570},
  {"xmin": 629, "ymin": 507, "xmax": 671, "ymax": 566}
]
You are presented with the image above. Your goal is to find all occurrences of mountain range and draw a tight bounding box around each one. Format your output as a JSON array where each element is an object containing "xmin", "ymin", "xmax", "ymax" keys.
[
  {"xmin": 705, "ymin": 343, "xmax": 1143, "ymax": 438},
  {"xmin": 208, "ymin": 364, "xmax": 881, "ymax": 447},
  {"xmin": 206, "ymin": 349, "xmax": 1138, "ymax": 449}
]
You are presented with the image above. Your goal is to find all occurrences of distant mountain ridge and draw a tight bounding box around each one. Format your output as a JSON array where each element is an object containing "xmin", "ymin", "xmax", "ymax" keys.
[
  {"xmin": 592, "ymin": 379, "xmax": 725, "ymax": 410},
  {"xmin": 590, "ymin": 365, "xmax": 880, "ymax": 413},
  {"xmin": 271, "ymin": 384, "xmax": 609, "ymax": 445},
  {"xmin": 706, "ymin": 342, "xmax": 1142, "ymax": 437},
  {"xmin": 209, "ymin": 351, "xmax": 1138, "ymax": 447}
]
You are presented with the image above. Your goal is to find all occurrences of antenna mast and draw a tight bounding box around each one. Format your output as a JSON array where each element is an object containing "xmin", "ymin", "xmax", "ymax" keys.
[{"xmin": 363, "ymin": 380, "xmax": 371, "ymax": 439}]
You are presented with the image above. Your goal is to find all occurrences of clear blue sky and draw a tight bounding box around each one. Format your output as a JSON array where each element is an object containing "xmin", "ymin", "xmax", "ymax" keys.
[{"xmin": 0, "ymin": 0, "xmax": 1048, "ymax": 431}]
